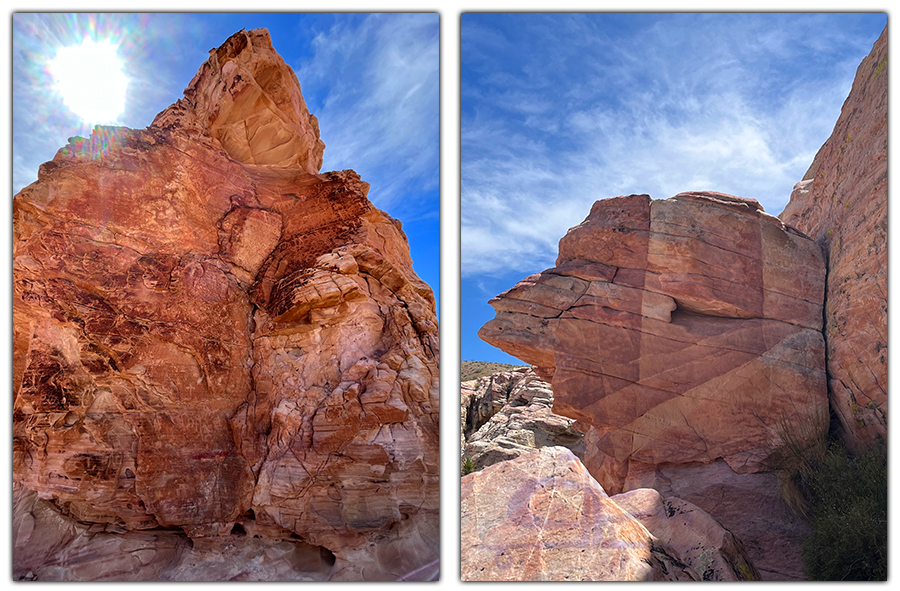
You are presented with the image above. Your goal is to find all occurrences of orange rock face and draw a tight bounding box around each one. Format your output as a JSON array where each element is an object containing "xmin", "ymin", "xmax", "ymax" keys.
[
  {"xmin": 481, "ymin": 192, "xmax": 827, "ymax": 490},
  {"xmin": 780, "ymin": 27, "xmax": 887, "ymax": 452},
  {"xmin": 480, "ymin": 191, "xmax": 827, "ymax": 579},
  {"xmin": 13, "ymin": 29, "xmax": 438, "ymax": 581}
]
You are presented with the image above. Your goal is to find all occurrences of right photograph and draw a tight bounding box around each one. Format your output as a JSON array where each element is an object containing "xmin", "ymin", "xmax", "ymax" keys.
[{"xmin": 460, "ymin": 13, "xmax": 886, "ymax": 582}]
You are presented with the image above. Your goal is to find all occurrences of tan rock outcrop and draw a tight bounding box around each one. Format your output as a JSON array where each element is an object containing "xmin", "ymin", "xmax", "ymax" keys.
[
  {"xmin": 152, "ymin": 29, "xmax": 325, "ymax": 173},
  {"xmin": 461, "ymin": 368, "xmax": 583, "ymax": 469},
  {"xmin": 13, "ymin": 28, "xmax": 438, "ymax": 581},
  {"xmin": 780, "ymin": 27, "xmax": 887, "ymax": 451},
  {"xmin": 460, "ymin": 446, "xmax": 756, "ymax": 581},
  {"xmin": 480, "ymin": 191, "xmax": 827, "ymax": 579},
  {"xmin": 460, "ymin": 367, "xmax": 529, "ymax": 453}
]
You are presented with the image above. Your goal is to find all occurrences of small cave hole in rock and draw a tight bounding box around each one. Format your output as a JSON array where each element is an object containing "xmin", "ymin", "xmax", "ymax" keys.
[
  {"xmin": 230, "ymin": 523, "xmax": 247, "ymax": 536},
  {"xmin": 320, "ymin": 546, "xmax": 336, "ymax": 567}
]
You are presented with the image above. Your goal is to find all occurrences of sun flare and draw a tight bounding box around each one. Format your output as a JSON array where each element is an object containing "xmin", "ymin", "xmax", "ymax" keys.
[{"xmin": 49, "ymin": 38, "xmax": 128, "ymax": 125}]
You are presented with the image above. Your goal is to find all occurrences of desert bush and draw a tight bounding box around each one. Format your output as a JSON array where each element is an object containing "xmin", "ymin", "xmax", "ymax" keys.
[
  {"xmin": 774, "ymin": 407, "xmax": 886, "ymax": 580},
  {"xmin": 801, "ymin": 439, "xmax": 887, "ymax": 581}
]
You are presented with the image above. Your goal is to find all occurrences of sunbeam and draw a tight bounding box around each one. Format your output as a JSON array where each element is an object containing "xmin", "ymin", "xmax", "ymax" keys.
[{"xmin": 48, "ymin": 38, "xmax": 128, "ymax": 125}]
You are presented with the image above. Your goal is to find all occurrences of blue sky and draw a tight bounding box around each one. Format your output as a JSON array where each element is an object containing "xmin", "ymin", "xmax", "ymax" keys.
[
  {"xmin": 461, "ymin": 12, "xmax": 887, "ymax": 364},
  {"xmin": 12, "ymin": 12, "xmax": 439, "ymax": 311}
]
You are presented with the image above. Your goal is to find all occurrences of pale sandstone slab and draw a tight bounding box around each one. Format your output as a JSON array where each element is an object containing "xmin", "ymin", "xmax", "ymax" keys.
[{"xmin": 460, "ymin": 447, "xmax": 691, "ymax": 581}]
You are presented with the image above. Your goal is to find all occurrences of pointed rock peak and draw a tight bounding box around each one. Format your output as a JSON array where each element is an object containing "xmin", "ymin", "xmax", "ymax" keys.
[{"xmin": 152, "ymin": 28, "xmax": 325, "ymax": 173}]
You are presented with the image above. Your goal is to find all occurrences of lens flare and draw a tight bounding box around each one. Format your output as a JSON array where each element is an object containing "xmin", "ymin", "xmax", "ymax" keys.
[{"xmin": 48, "ymin": 38, "xmax": 128, "ymax": 125}]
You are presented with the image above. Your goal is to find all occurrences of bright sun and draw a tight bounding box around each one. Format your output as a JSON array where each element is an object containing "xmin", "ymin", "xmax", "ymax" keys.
[{"xmin": 49, "ymin": 38, "xmax": 128, "ymax": 125}]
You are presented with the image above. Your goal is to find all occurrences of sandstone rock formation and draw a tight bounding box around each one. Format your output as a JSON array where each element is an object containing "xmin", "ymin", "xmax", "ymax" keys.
[
  {"xmin": 13, "ymin": 28, "xmax": 438, "ymax": 581},
  {"xmin": 780, "ymin": 27, "xmax": 887, "ymax": 452},
  {"xmin": 14, "ymin": 482, "xmax": 335, "ymax": 581},
  {"xmin": 461, "ymin": 368, "xmax": 583, "ymax": 470},
  {"xmin": 612, "ymin": 487, "xmax": 760, "ymax": 582},
  {"xmin": 461, "ymin": 446, "xmax": 757, "ymax": 581},
  {"xmin": 480, "ymin": 191, "xmax": 827, "ymax": 579},
  {"xmin": 481, "ymin": 192, "xmax": 827, "ymax": 486},
  {"xmin": 460, "ymin": 367, "xmax": 528, "ymax": 452}
]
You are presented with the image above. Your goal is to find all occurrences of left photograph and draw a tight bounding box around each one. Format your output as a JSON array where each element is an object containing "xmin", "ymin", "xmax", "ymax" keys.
[{"xmin": 12, "ymin": 13, "xmax": 439, "ymax": 581}]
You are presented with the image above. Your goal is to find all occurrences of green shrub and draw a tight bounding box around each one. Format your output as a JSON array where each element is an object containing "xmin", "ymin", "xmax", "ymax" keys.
[
  {"xmin": 801, "ymin": 440, "xmax": 887, "ymax": 580},
  {"xmin": 774, "ymin": 409, "xmax": 886, "ymax": 581},
  {"xmin": 461, "ymin": 456, "xmax": 477, "ymax": 476}
]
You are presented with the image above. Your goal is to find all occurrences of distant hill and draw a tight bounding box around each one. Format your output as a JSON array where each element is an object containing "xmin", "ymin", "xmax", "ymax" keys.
[{"xmin": 461, "ymin": 360, "xmax": 526, "ymax": 382}]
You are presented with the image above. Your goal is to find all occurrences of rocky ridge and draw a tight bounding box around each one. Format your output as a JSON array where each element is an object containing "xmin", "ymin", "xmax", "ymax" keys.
[
  {"xmin": 460, "ymin": 368, "xmax": 584, "ymax": 470},
  {"xmin": 13, "ymin": 29, "xmax": 438, "ymax": 581}
]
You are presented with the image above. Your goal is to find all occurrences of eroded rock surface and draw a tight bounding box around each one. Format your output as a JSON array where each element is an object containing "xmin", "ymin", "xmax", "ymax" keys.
[
  {"xmin": 780, "ymin": 27, "xmax": 887, "ymax": 451},
  {"xmin": 460, "ymin": 446, "xmax": 755, "ymax": 581},
  {"xmin": 152, "ymin": 28, "xmax": 325, "ymax": 172},
  {"xmin": 623, "ymin": 459, "xmax": 810, "ymax": 580},
  {"xmin": 481, "ymin": 192, "xmax": 827, "ymax": 489},
  {"xmin": 479, "ymin": 191, "xmax": 827, "ymax": 579},
  {"xmin": 612, "ymin": 488, "xmax": 760, "ymax": 582},
  {"xmin": 13, "ymin": 28, "xmax": 438, "ymax": 581},
  {"xmin": 461, "ymin": 368, "xmax": 583, "ymax": 469},
  {"xmin": 460, "ymin": 367, "xmax": 528, "ymax": 452}
]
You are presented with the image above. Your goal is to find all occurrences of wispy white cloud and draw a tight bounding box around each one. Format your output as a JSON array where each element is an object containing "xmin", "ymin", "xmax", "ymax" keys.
[
  {"xmin": 461, "ymin": 13, "xmax": 885, "ymax": 278},
  {"xmin": 294, "ymin": 13, "xmax": 439, "ymax": 222}
]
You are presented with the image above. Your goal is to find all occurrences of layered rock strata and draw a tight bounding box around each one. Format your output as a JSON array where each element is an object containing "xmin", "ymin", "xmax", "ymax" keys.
[
  {"xmin": 460, "ymin": 367, "xmax": 529, "ymax": 453},
  {"xmin": 13, "ymin": 28, "xmax": 438, "ymax": 581},
  {"xmin": 461, "ymin": 447, "xmax": 758, "ymax": 581},
  {"xmin": 780, "ymin": 27, "xmax": 887, "ymax": 451},
  {"xmin": 480, "ymin": 191, "xmax": 827, "ymax": 579},
  {"xmin": 461, "ymin": 368, "xmax": 584, "ymax": 470}
]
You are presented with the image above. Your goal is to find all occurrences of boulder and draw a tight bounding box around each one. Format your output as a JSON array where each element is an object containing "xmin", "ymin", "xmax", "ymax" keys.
[
  {"xmin": 480, "ymin": 191, "xmax": 827, "ymax": 579},
  {"xmin": 481, "ymin": 192, "xmax": 827, "ymax": 490},
  {"xmin": 13, "ymin": 28, "xmax": 438, "ymax": 581},
  {"xmin": 780, "ymin": 27, "xmax": 887, "ymax": 451},
  {"xmin": 612, "ymin": 487, "xmax": 760, "ymax": 581},
  {"xmin": 460, "ymin": 446, "xmax": 755, "ymax": 581},
  {"xmin": 623, "ymin": 459, "xmax": 810, "ymax": 580}
]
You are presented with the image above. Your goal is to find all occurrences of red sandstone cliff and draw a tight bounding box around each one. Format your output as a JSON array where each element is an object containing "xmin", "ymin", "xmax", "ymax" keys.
[
  {"xmin": 780, "ymin": 27, "xmax": 887, "ymax": 452},
  {"xmin": 480, "ymin": 191, "xmax": 826, "ymax": 579},
  {"xmin": 13, "ymin": 28, "xmax": 438, "ymax": 581}
]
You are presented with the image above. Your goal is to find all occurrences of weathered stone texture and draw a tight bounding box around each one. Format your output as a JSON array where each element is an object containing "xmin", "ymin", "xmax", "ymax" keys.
[
  {"xmin": 612, "ymin": 487, "xmax": 760, "ymax": 582},
  {"xmin": 480, "ymin": 191, "xmax": 827, "ymax": 579},
  {"xmin": 481, "ymin": 192, "xmax": 827, "ymax": 491},
  {"xmin": 780, "ymin": 27, "xmax": 887, "ymax": 451},
  {"xmin": 461, "ymin": 447, "xmax": 757, "ymax": 581},
  {"xmin": 13, "ymin": 28, "xmax": 438, "ymax": 581},
  {"xmin": 461, "ymin": 368, "xmax": 584, "ymax": 469}
]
